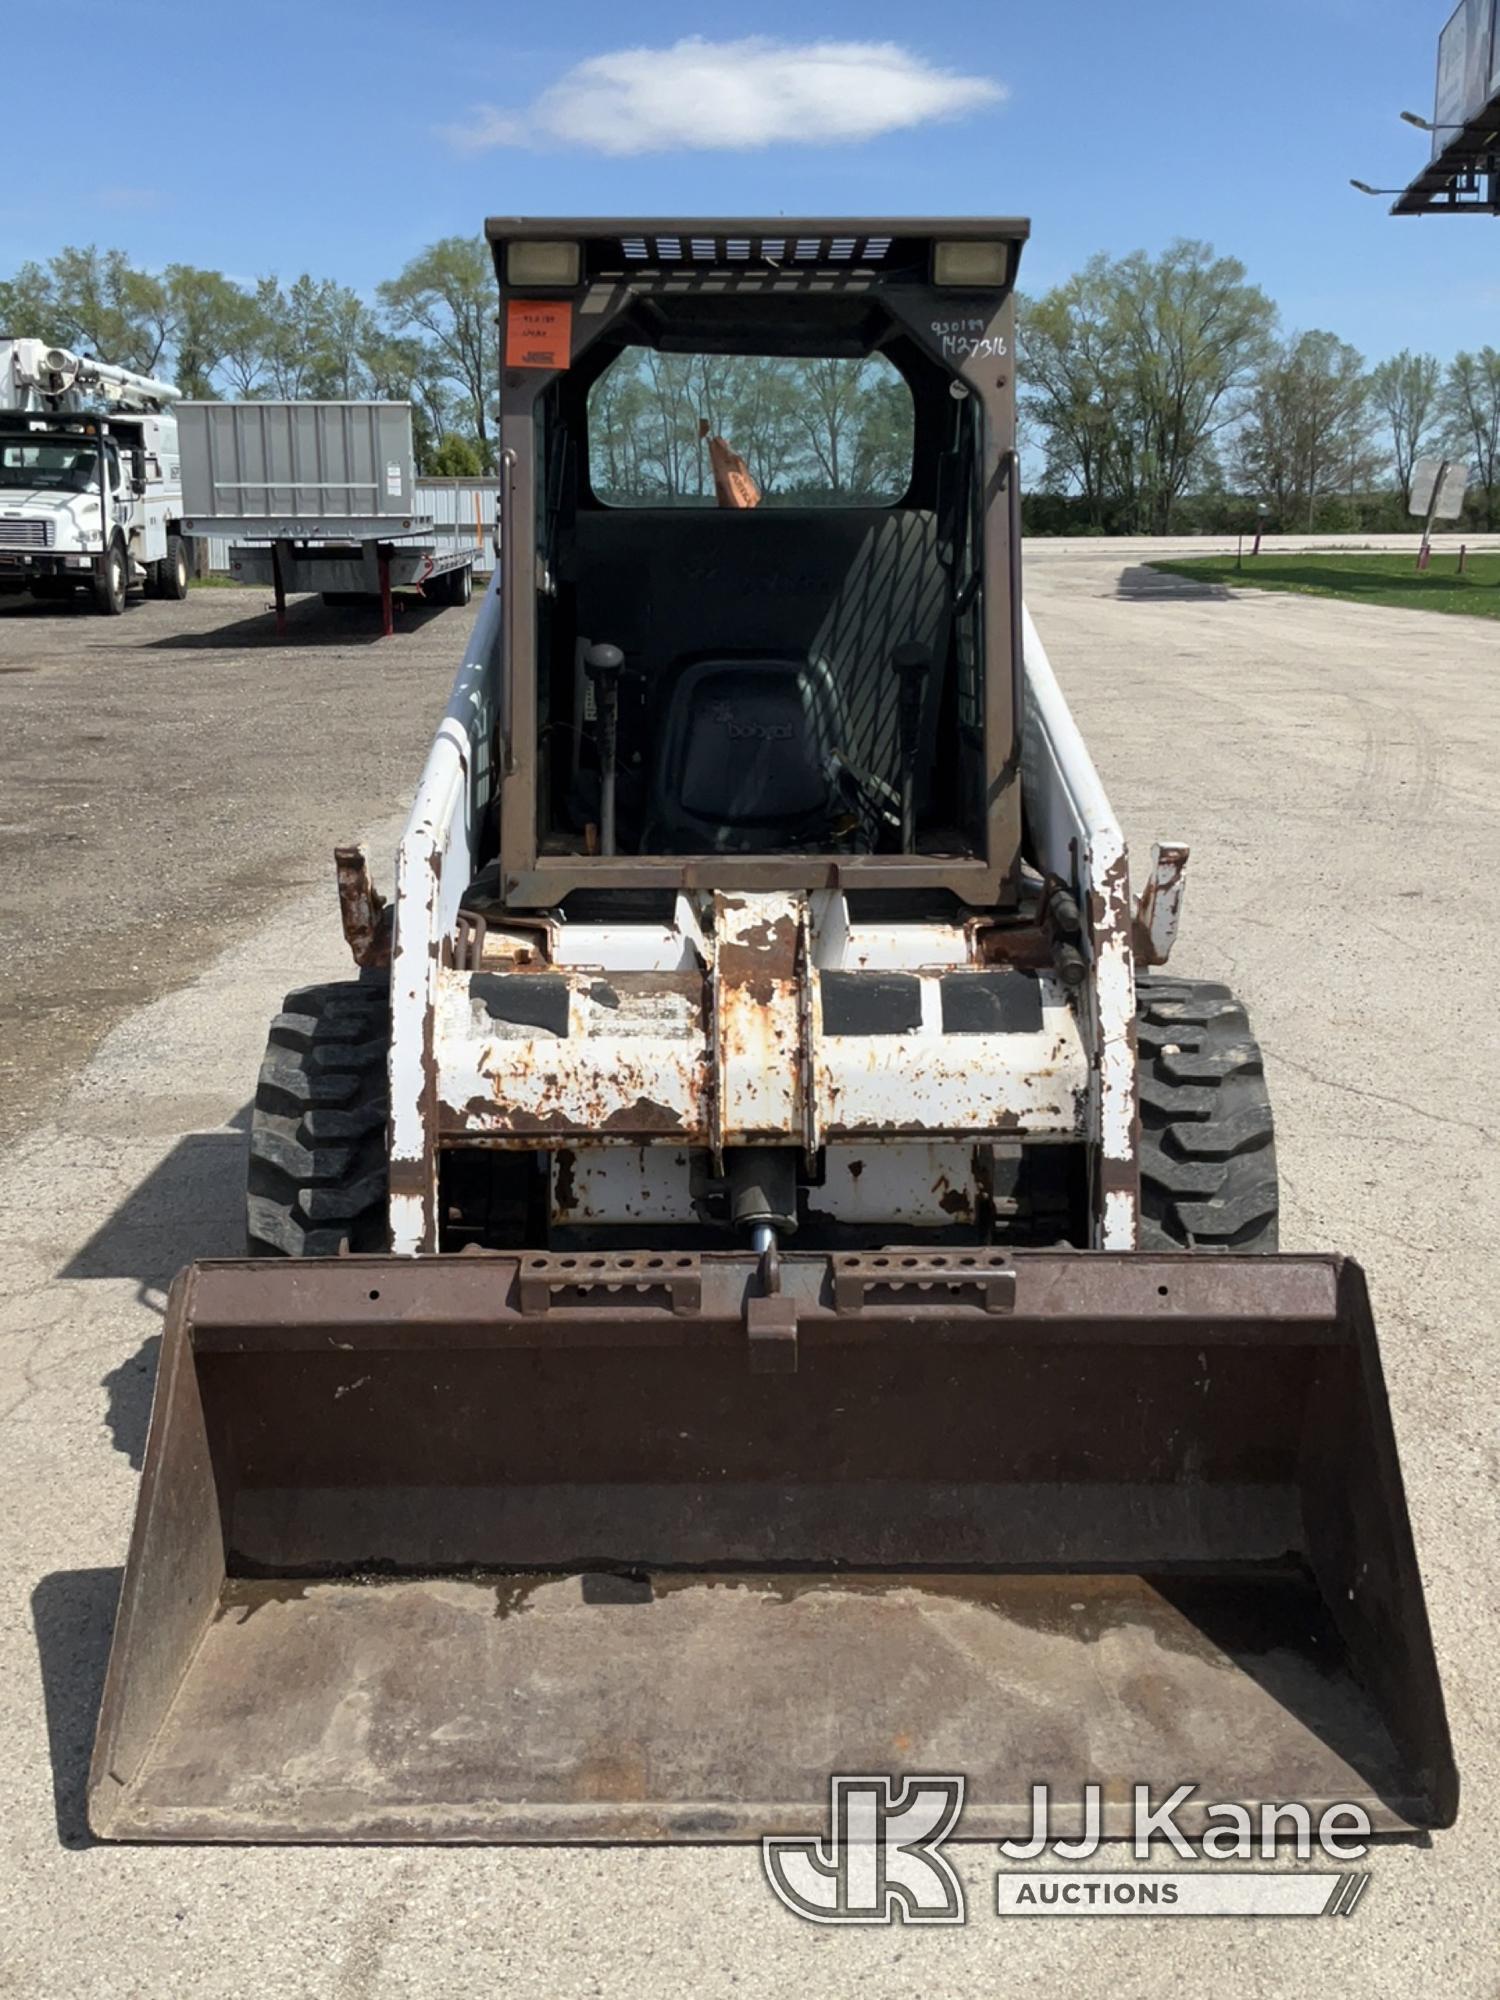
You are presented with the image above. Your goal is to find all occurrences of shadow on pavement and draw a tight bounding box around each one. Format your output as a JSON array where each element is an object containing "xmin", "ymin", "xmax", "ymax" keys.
[
  {"xmin": 146, "ymin": 592, "xmax": 453, "ymax": 650},
  {"xmin": 31, "ymin": 1568, "xmax": 123, "ymax": 1848},
  {"xmin": 61, "ymin": 1110, "xmax": 251, "ymax": 1465},
  {"xmin": 1116, "ymin": 564, "xmax": 1232, "ymax": 601}
]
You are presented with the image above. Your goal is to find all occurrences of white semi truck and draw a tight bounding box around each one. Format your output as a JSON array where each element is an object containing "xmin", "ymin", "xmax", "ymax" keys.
[{"xmin": 0, "ymin": 338, "xmax": 190, "ymax": 614}]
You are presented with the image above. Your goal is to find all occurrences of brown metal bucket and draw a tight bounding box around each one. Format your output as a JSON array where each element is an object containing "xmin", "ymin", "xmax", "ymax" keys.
[{"xmin": 89, "ymin": 1250, "xmax": 1457, "ymax": 1842}]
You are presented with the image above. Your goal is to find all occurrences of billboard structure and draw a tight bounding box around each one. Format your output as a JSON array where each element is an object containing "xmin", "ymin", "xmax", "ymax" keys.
[{"xmin": 1394, "ymin": 0, "xmax": 1500, "ymax": 211}]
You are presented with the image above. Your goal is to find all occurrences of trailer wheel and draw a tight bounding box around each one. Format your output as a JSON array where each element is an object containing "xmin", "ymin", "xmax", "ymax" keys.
[
  {"xmin": 154, "ymin": 531, "xmax": 189, "ymax": 600},
  {"xmin": 447, "ymin": 563, "xmax": 473, "ymax": 607},
  {"xmin": 247, "ymin": 978, "xmax": 390, "ymax": 1256},
  {"xmin": 1136, "ymin": 976, "xmax": 1279, "ymax": 1251},
  {"xmin": 93, "ymin": 538, "xmax": 127, "ymax": 616}
]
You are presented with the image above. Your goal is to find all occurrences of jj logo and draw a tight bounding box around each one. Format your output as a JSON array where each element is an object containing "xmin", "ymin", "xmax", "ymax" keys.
[{"xmin": 762, "ymin": 1776, "xmax": 966, "ymax": 1925}]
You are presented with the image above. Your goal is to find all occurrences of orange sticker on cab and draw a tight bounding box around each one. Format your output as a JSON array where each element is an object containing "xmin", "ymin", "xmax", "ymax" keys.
[{"xmin": 506, "ymin": 299, "xmax": 572, "ymax": 370}]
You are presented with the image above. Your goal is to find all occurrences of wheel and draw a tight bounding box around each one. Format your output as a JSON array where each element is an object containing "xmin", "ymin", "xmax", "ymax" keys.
[
  {"xmin": 1136, "ymin": 975, "xmax": 1279, "ymax": 1251},
  {"xmin": 154, "ymin": 530, "xmax": 189, "ymax": 600},
  {"xmin": 446, "ymin": 562, "xmax": 473, "ymax": 606},
  {"xmin": 247, "ymin": 978, "xmax": 390, "ymax": 1256},
  {"xmin": 92, "ymin": 538, "xmax": 126, "ymax": 616}
]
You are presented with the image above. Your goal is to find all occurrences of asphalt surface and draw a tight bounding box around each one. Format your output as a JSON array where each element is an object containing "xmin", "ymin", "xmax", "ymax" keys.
[{"xmin": 0, "ymin": 550, "xmax": 1496, "ymax": 1997}]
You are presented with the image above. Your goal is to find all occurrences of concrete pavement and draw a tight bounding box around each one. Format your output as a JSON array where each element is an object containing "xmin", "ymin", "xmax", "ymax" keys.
[{"xmin": 0, "ymin": 548, "xmax": 1494, "ymax": 1997}]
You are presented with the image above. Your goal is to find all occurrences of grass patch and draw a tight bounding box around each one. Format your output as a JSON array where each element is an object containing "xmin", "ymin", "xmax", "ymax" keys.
[
  {"xmin": 1147, "ymin": 550, "xmax": 1500, "ymax": 619},
  {"xmin": 189, "ymin": 572, "xmax": 251, "ymax": 589}
]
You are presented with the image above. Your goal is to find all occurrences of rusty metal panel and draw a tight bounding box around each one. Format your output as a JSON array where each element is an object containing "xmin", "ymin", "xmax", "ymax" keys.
[
  {"xmin": 549, "ymin": 1145, "xmax": 697, "ymax": 1227},
  {"xmin": 90, "ymin": 1251, "xmax": 1457, "ymax": 1844},
  {"xmin": 711, "ymin": 891, "xmax": 807, "ymax": 1150},
  {"xmin": 813, "ymin": 971, "xmax": 1086, "ymax": 1141},
  {"xmin": 434, "ymin": 895, "xmax": 1088, "ymax": 1153},
  {"xmin": 809, "ymin": 1143, "xmax": 987, "ymax": 1227},
  {"xmin": 334, "ymin": 843, "xmax": 391, "ymax": 970},
  {"xmin": 1133, "ymin": 841, "xmax": 1191, "ymax": 967},
  {"xmin": 436, "ymin": 964, "xmax": 708, "ymax": 1143}
]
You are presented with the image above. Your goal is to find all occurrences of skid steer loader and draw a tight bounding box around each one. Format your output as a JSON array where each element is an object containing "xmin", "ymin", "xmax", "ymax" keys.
[{"xmin": 89, "ymin": 219, "xmax": 1457, "ymax": 1844}]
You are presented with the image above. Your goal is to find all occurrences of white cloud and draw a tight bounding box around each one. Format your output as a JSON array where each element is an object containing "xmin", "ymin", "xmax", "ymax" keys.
[{"xmin": 441, "ymin": 37, "xmax": 1005, "ymax": 156}]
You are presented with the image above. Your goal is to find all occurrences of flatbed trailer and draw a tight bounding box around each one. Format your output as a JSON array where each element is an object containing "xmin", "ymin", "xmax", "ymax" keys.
[
  {"xmin": 196, "ymin": 519, "xmax": 476, "ymax": 636},
  {"xmin": 178, "ymin": 402, "xmax": 476, "ymax": 636}
]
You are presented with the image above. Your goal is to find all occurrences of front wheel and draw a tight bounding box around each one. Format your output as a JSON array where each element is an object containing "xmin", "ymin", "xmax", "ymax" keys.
[
  {"xmin": 247, "ymin": 979, "xmax": 390, "ymax": 1256},
  {"xmin": 92, "ymin": 539, "xmax": 127, "ymax": 616},
  {"xmin": 1136, "ymin": 976, "xmax": 1279, "ymax": 1251}
]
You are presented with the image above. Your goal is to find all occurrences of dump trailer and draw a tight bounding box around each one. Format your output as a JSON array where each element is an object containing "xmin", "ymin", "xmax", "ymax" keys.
[{"xmin": 89, "ymin": 219, "xmax": 1458, "ymax": 1844}]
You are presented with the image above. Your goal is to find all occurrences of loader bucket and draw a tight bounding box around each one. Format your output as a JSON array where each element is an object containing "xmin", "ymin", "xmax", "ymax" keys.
[{"xmin": 89, "ymin": 1250, "xmax": 1456, "ymax": 1842}]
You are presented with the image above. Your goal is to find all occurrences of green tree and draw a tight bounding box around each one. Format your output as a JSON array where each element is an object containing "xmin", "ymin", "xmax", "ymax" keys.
[
  {"xmin": 1018, "ymin": 266, "xmax": 1136, "ymax": 526},
  {"xmin": 3, "ymin": 245, "xmax": 177, "ymax": 373},
  {"xmin": 164, "ymin": 266, "xmax": 258, "ymax": 398},
  {"xmin": 0, "ymin": 259, "xmax": 68, "ymax": 348},
  {"xmin": 378, "ymin": 237, "xmax": 497, "ymax": 458},
  {"xmin": 1114, "ymin": 241, "xmax": 1276, "ymax": 533},
  {"xmin": 428, "ymin": 432, "xmax": 485, "ymax": 476},
  {"xmin": 1234, "ymin": 331, "xmax": 1377, "ymax": 530},
  {"xmin": 255, "ymin": 275, "xmax": 375, "ymax": 399},
  {"xmin": 1022, "ymin": 243, "xmax": 1274, "ymax": 531}
]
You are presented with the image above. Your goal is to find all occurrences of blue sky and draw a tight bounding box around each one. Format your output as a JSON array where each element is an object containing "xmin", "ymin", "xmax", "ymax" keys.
[{"xmin": 1, "ymin": 0, "xmax": 1493, "ymax": 363}]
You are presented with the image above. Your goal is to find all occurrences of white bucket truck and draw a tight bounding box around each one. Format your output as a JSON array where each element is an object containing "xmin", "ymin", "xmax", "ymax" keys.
[{"xmin": 0, "ymin": 338, "xmax": 190, "ymax": 614}]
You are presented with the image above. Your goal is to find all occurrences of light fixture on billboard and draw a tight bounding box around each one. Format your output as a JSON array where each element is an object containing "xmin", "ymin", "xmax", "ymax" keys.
[
  {"xmin": 1349, "ymin": 179, "xmax": 1407, "ymax": 195},
  {"xmin": 1400, "ymin": 110, "xmax": 1470, "ymax": 130}
]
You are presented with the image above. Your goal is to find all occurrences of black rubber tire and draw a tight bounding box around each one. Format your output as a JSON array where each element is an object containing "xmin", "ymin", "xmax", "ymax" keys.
[
  {"xmin": 1136, "ymin": 975, "xmax": 1279, "ymax": 1251},
  {"xmin": 247, "ymin": 979, "xmax": 390, "ymax": 1257},
  {"xmin": 155, "ymin": 530, "xmax": 189, "ymax": 600},
  {"xmin": 446, "ymin": 563, "xmax": 473, "ymax": 606},
  {"xmin": 93, "ymin": 538, "xmax": 127, "ymax": 616}
]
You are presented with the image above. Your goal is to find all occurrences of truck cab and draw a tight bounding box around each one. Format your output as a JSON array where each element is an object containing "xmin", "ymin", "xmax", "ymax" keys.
[{"xmin": 0, "ymin": 338, "xmax": 189, "ymax": 613}]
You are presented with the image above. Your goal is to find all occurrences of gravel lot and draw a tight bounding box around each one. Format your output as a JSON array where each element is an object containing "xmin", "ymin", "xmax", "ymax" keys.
[
  {"xmin": 0, "ymin": 550, "xmax": 1494, "ymax": 1997},
  {"xmin": 0, "ymin": 583, "xmax": 463, "ymax": 1146}
]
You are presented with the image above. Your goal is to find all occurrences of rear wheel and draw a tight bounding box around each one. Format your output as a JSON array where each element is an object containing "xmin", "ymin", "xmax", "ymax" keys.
[
  {"xmin": 247, "ymin": 978, "xmax": 389, "ymax": 1256},
  {"xmin": 445, "ymin": 562, "xmax": 473, "ymax": 606},
  {"xmin": 153, "ymin": 530, "xmax": 189, "ymax": 600},
  {"xmin": 1136, "ymin": 976, "xmax": 1279, "ymax": 1251},
  {"xmin": 92, "ymin": 538, "xmax": 127, "ymax": 616}
]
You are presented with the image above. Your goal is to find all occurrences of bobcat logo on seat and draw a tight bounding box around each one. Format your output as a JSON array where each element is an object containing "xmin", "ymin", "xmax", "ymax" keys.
[{"xmin": 708, "ymin": 700, "xmax": 795, "ymax": 743}]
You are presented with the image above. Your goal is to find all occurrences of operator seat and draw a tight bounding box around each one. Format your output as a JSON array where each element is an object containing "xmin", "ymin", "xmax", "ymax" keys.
[{"xmin": 642, "ymin": 654, "xmax": 852, "ymax": 853}]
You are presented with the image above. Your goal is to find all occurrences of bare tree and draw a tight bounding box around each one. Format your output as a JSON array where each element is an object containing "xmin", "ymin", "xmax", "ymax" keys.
[
  {"xmin": 1442, "ymin": 348, "xmax": 1500, "ymax": 528},
  {"xmin": 1369, "ymin": 350, "xmax": 1442, "ymax": 512}
]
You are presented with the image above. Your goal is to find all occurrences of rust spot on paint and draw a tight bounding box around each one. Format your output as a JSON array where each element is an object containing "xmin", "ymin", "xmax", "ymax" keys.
[{"xmin": 602, "ymin": 1096, "xmax": 684, "ymax": 1134}]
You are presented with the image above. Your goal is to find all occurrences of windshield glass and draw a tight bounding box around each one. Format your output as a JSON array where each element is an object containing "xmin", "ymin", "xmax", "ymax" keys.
[
  {"xmin": 0, "ymin": 438, "xmax": 101, "ymax": 493},
  {"xmin": 588, "ymin": 352, "xmax": 913, "ymax": 508}
]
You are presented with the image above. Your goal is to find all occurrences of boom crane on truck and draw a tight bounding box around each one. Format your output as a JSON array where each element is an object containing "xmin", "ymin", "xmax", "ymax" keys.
[{"xmin": 0, "ymin": 338, "xmax": 191, "ymax": 613}]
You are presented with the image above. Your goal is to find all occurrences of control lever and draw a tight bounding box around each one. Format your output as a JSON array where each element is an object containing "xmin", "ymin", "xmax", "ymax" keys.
[
  {"xmin": 584, "ymin": 642, "xmax": 624, "ymax": 856},
  {"xmin": 893, "ymin": 642, "xmax": 932, "ymax": 854}
]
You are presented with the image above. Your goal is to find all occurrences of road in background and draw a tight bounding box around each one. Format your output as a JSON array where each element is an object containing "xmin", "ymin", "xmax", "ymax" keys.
[{"xmin": 0, "ymin": 548, "xmax": 1494, "ymax": 1997}]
